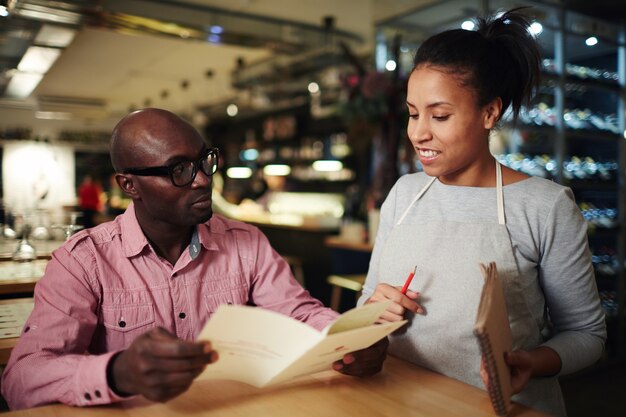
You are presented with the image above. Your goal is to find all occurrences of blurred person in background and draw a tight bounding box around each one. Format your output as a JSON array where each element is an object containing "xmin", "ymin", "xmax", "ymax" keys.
[{"xmin": 77, "ymin": 174, "xmax": 103, "ymax": 228}]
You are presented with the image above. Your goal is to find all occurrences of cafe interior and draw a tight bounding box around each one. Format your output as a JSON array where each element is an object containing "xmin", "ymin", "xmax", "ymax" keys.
[{"xmin": 0, "ymin": 0, "xmax": 625, "ymax": 415}]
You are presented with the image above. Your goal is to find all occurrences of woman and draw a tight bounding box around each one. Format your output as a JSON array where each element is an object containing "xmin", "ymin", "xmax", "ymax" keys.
[{"xmin": 359, "ymin": 9, "xmax": 606, "ymax": 416}]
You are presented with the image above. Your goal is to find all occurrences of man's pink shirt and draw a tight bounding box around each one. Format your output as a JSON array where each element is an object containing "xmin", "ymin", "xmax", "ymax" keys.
[{"xmin": 1, "ymin": 204, "xmax": 338, "ymax": 409}]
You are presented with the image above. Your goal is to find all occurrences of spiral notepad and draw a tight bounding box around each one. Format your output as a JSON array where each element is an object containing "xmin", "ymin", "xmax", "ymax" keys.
[{"xmin": 474, "ymin": 262, "xmax": 512, "ymax": 416}]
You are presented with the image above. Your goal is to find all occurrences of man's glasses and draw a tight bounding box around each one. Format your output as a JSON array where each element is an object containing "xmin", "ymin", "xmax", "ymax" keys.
[{"xmin": 122, "ymin": 148, "xmax": 219, "ymax": 187}]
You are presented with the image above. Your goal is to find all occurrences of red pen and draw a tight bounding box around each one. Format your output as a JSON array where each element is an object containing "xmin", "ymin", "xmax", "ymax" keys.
[{"xmin": 401, "ymin": 266, "xmax": 417, "ymax": 294}]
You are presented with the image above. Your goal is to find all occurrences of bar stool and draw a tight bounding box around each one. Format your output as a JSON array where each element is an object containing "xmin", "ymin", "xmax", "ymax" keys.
[
  {"xmin": 283, "ymin": 255, "xmax": 305, "ymax": 287},
  {"xmin": 326, "ymin": 274, "xmax": 366, "ymax": 311}
]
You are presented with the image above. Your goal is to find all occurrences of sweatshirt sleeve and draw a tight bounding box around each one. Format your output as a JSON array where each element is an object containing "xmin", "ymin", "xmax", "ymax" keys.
[
  {"xmin": 538, "ymin": 188, "xmax": 607, "ymax": 375},
  {"xmin": 1, "ymin": 248, "xmax": 128, "ymax": 409}
]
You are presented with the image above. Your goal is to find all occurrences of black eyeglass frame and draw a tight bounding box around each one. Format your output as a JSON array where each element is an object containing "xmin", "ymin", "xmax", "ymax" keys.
[{"xmin": 122, "ymin": 147, "xmax": 219, "ymax": 187}]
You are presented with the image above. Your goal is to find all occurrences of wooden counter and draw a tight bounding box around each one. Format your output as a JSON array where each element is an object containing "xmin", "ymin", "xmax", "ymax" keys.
[
  {"xmin": 0, "ymin": 298, "xmax": 34, "ymax": 365},
  {"xmin": 0, "ymin": 259, "xmax": 47, "ymax": 295},
  {"xmin": 4, "ymin": 355, "xmax": 549, "ymax": 416},
  {"xmin": 325, "ymin": 236, "xmax": 373, "ymax": 252}
]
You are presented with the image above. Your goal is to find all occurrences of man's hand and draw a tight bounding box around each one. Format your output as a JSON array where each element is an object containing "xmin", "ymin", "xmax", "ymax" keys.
[
  {"xmin": 109, "ymin": 327, "xmax": 218, "ymax": 402},
  {"xmin": 332, "ymin": 337, "xmax": 389, "ymax": 377},
  {"xmin": 365, "ymin": 283, "xmax": 423, "ymax": 323}
]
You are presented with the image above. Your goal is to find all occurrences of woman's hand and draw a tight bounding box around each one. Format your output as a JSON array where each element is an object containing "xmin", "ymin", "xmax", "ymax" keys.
[
  {"xmin": 364, "ymin": 283, "xmax": 423, "ymax": 323},
  {"xmin": 480, "ymin": 350, "xmax": 532, "ymax": 395},
  {"xmin": 504, "ymin": 350, "xmax": 533, "ymax": 394},
  {"xmin": 480, "ymin": 346, "xmax": 560, "ymax": 395}
]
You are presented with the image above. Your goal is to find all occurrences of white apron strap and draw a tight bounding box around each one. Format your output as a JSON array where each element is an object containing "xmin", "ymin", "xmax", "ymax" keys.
[
  {"xmin": 496, "ymin": 162, "xmax": 505, "ymax": 225},
  {"xmin": 397, "ymin": 162, "xmax": 505, "ymax": 226},
  {"xmin": 396, "ymin": 176, "xmax": 437, "ymax": 226}
]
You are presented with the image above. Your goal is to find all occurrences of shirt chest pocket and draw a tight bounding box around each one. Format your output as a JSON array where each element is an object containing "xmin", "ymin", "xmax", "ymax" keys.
[
  {"xmin": 101, "ymin": 303, "xmax": 155, "ymax": 332},
  {"xmin": 203, "ymin": 282, "xmax": 249, "ymax": 312}
]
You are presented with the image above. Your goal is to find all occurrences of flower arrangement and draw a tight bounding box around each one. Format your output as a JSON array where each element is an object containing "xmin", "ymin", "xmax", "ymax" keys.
[{"xmin": 340, "ymin": 71, "xmax": 395, "ymax": 123}]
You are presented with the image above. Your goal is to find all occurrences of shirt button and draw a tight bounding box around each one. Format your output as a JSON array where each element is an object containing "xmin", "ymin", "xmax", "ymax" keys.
[
  {"xmin": 179, "ymin": 312, "xmax": 186, "ymax": 319},
  {"xmin": 95, "ymin": 390, "xmax": 102, "ymax": 398},
  {"xmin": 84, "ymin": 393, "xmax": 92, "ymax": 401},
  {"xmin": 118, "ymin": 320, "xmax": 126, "ymax": 328}
]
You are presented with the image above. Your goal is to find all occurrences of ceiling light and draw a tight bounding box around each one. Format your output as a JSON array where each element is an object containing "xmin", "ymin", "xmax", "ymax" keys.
[
  {"xmin": 0, "ymin": 6, "xmax": 8, "ymax": 17},
  {"xmin": 385, "ymin": 60, "xmax": 397, "ymax": 71},
  {"xmin": 18, "ymin": 46, "xmax": 62, "ymax": 74},
  {"xmin": 529, "ymin": 22, "xmax": 543, "ymax": 36},
  {"xmin": 240, "ymin": 148, "xmax": 259, "ymax": 161},
  {"xmin": 210, "ymin": 25, "xmax": 224, "ymax": 34},
  {"xmin": 5, "ymin": 72, "xmax": 44, "ymax": 98},
  {"xmin": 226, "ymin": 104, "xmax": 238, "ymax": 117},
  {"xmin": 263, "ymin": 164, "xmax": 291, "ymax": 176},
  {"xmin": 461, "ymin": 20, "xmax": 475, "ymax": 31},
  {"xmin": 585, "ymin": 36, "xmax": 598, "ymax": 46},
  {"xmin": 34, "ymin": 25, "xmax": 77, "ymax": 48},
  {"xmin": 12, "ymin": 4, "xmax": 82, "ymax": 25},
  {"xmin": 226, "ymin": 167, "xmax": 252, "ymax": 179},
  {"xmin": 312, "ymin": 160, "xmax": 343, "ymax": 172},
  {"xmin": 35, "ymin": 111, "xmax": 72, "ymax": 120}
]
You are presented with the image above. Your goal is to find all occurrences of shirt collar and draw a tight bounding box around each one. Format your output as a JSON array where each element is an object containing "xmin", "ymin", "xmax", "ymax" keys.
[
  {"xmin": 120, "ymin": 202, "xmax": 150, "ymax": 257},
  {"xmin": 196, "ymin": 217, "xmax": 221, "ymax": 253},
  {"xmin": 120, "ymin": 203, "xmax": 222, "ymax": 258}
]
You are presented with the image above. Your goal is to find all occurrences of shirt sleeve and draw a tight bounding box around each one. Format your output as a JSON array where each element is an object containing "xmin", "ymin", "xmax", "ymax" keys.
[
  {"xmin": 244, "ymin": 227, "xmax": 339, "ymax": 331},
  {"xmin": 538, "ymin": 188, "xmax": 607, "ymax": 375},
  {"xmin": 1, "ymin": 247, "xmax": 128, "ymax": 409}
]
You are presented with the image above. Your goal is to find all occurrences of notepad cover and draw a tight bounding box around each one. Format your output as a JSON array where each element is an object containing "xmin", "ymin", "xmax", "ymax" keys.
[{"xmin": 474, "ymin": 262, "xmax": 513, "ymax": 416}]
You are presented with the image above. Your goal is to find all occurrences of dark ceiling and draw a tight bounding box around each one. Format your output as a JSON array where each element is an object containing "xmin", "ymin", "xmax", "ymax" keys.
[{"xmin": 564, "ymin": 0, "xmax": 626, "ymax": 23}]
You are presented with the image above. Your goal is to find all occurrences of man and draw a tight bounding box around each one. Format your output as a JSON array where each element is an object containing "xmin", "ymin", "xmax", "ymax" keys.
[{"xmin": 1, "ymin": 109, "xmax": 387, "ymax": 410}]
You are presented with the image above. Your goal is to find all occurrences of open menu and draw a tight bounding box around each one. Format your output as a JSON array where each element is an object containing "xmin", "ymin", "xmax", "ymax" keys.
[{"xmin": 197, "ymin": 301, "xmax": 405, "ymax": 387}]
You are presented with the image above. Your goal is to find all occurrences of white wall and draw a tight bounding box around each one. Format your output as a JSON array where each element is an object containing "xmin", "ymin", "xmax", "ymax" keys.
[{"xmin": 2, "ymin": 141, "xmax": 76, "ymax": 218}]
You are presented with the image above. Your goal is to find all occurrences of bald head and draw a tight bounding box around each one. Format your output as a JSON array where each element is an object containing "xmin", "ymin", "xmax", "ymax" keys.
[{"xmin": 110, "ymin": 108, "xmax": 201, "ymax": 172}]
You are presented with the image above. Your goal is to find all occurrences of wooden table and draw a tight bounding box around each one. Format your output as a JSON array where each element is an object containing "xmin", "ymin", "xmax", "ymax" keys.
[
  {"xmin": 0, "ymin": 259, "xmax": 47, "ymax": 295},
  {"xmin": 0, "ymin": 298, "xmax": 34, "ymax": 365},
  {"xmin": 4, "ymin": 356, "xmax": 549, "ymax": 416}
]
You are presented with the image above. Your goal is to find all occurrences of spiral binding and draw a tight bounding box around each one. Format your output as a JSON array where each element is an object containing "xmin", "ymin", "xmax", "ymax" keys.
[{"xmin": 474, "ymin": 329, "xmax": 508, "ymax": 416}]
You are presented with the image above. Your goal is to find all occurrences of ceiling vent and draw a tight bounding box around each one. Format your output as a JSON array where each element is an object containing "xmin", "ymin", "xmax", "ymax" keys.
[{"xmin": 36, "ymin": 95, "xmax": 108, "ymax": 120}]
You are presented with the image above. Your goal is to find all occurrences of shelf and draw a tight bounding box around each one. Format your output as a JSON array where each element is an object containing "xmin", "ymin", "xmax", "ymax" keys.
[
  {"xmin": 542, "ymin": 72, "xmax": 622, "ymax": 93},
  {"xmin": 494, "ymin": 1, "xmax": 626, "ymax": 360},
  {"xmin": 565, "ymin": 180, "xmax": 618, "ymax": 190},
  {"xmin": 588, "ymin": 227, "xmax": 621, "ymax": 238},
  {"xmin": 565, "ymin": 130, "xmax": 622, "ymax": 141},
  {"xmin": 509, "ymin": 124, "xmax": 622, "ymax": 141}
]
